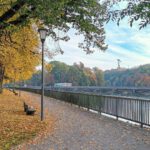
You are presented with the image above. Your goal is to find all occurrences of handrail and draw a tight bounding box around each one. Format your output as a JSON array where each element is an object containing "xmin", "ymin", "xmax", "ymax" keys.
[{"xmin": 44, "ymin": 89, "xmax": 150, "ymax": 101}]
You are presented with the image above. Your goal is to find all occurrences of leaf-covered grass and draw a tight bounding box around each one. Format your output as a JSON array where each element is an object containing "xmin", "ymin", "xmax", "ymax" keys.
[{"xmin": 0, "ymin": 90, "xmax": 54, "ymax": 150}]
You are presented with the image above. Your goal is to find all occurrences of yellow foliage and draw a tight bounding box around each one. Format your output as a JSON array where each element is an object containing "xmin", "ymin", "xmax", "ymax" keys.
[
  {"xmin": 0, "ymin": 25, "xmax": 40, "ymax": 81},
  {"xmin": 45, "ymin": 63, "xmax": 52, "ymax": 72}
]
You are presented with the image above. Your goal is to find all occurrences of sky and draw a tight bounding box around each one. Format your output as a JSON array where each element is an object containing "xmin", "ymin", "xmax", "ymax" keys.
[{"xmin": 45, "ymin": 20, "xmax": 150, "ymax": 71}]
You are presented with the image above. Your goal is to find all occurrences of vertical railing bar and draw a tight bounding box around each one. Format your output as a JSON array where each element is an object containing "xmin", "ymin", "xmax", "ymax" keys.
[
  {"xmin": 146, "ymin": 102, "xmax": 147, "ymax": 125},
  {"xmin": 140, "ymin": 100, "xmax": 143, "ymax": 128},
  {"xmin": 135, "ymin": 100, "xmax": 136, "ymax": 122},
  {"xmin": 70, "ymin": 93, "xmax": 72, "ymax": 106},
  {"xmin": 87, "ymin": 95, "xmax": 89, "ymax": 111},
  {"xmin": 98, "ymin": 95, "xmax": 102, "ymax": 115},
  {"xmin": 126, "ymin": 99, "xmax": 128, "ymax": 118},
  {"xmin": 125, "ymin": 99, "xmax": 126, "ymax": 118},
  {"xmin": 138, "ymin": 100, "xmax": 139, "ymax": 122},
  {"xmin": 116, "ymin": 97, "xmax": 118, "ymax": 120},
  {"xmin": 137, "ymin": 100, "xmax": 138, "ymax": 122},
  {"xmin": 148, "ymin": 102, "xmax": 149, "ymax": 125},
  {"xmin": 78, "ymin": 94, "xmax": 80, "ymax": 108}
]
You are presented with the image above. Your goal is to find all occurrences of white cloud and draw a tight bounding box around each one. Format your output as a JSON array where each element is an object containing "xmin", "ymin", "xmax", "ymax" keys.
[{"xmin": 46, "ymin": 20, "xmax": 150, "ymax": 70}]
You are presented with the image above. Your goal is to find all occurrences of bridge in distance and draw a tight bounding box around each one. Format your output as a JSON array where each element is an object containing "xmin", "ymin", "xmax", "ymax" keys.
[{"xmin": 21, "ymin": 86, "xmax": 150, "ymax": 99}]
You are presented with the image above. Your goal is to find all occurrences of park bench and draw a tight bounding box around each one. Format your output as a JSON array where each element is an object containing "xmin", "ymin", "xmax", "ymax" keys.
[
  {"xmin": 13, "ymin": 91, "xmax": 18, "ymax": 95},
  {"xmin": 23, "ymin": 102, "xmax": 36, "ymax": 115},
  {"xmin": 9, "ymin": 89, "xmax": 18, "ymax": 95}
]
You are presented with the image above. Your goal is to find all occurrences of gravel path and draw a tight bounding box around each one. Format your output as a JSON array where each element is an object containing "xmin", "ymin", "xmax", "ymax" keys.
[{"xmin": 24, "ymin": 92, "xmax": 150, "ymax": 150}]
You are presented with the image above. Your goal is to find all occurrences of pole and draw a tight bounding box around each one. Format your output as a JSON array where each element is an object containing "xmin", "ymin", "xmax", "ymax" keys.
[
  {"xmin": 117, "ymin": 59, "xmax": 121, "ymax": 69},
  {"xmin": 19, "ymin": 84, "xmax": 21, "ymax": 96},
  {"xmin": 41, "ymin": 41, "xmax": 44, "ymax": 121},
  {"xmin": 19, "ymin": 72, "xmax": 21, "ymax": 97}
]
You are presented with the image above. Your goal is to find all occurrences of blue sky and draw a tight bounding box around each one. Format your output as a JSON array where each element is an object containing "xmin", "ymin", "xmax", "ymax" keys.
[{"xmin": 45, "ymin": 20, "xmax": 150, "ymax": 71}]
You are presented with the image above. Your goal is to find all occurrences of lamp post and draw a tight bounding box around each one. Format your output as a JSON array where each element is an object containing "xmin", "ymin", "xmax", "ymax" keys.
[
  {"xmin": 38, "ymin": 28, "xmax": 48, "ymax": 121},
  {"xmin": 19, "ymin": 69, "xmax": 22, "ymax": 97}
]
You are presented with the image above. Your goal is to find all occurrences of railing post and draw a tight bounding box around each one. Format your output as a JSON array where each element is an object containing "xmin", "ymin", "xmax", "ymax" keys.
[
  {"xmin": 140, "ymin": 100, "xmax": 143, "ymax": 128},
  {"xmin": 70, "ymin": 94, "xmax": 72, "ymax": 106},
  {"xmin": 116, "ymin": 98, "xmax": 118, "ymax": 120},
  {"xmin": 98, "ymin": 96, "xmax": 102, "ymax": 115},
  {"xmin": 78, "ymin": 94, "xmax": 80, "ymax": 108},
  {"xmin": 87, "ymin": 95, "xmax": 89, "ymax": 111}
]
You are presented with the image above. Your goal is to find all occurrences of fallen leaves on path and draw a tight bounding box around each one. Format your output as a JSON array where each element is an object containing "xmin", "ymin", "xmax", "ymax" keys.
[{"xmin": 0, "ymin": 90, "xmax": 55, "ymax": 150}]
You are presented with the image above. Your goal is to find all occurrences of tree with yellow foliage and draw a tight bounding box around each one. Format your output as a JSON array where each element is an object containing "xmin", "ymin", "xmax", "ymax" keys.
[{"xmin": 0, "ymin": 25, "xmax": 40, "ymax": 93}]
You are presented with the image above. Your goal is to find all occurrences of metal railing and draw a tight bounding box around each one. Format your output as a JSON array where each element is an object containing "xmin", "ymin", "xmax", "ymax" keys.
[{"xmin": 17, "ymin": 87, "xmax": 150, "ymax": 127}]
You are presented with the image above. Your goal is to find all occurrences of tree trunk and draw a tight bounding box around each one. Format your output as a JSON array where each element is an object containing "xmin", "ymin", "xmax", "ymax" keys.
[{"xmin": 0, "ymin": 64, "xmax": 5, "ymax": 94}]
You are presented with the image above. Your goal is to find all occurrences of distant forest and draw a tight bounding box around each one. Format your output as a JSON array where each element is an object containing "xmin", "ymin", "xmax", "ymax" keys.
[
  {"xmin": 27, "ymin": 61, "xmax": 104, "ymax": 86},
  {"xmin": 105, "ymin": 64, "xmax": 150, "ymax": 87},
  {"xmin": 27, "ymin": 61, "xmax": 150, "ymax": 87}
]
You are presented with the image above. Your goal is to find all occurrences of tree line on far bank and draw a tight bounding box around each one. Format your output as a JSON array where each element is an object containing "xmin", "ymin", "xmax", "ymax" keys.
[
  {"xmin": 26, "ymin": 61, "xmax": 150, "ymax": 87},
  {"xmin": 105, "ymin": 64, "xmax": 150, "ymax": 87},
  {"xmin": 26, "ymin": 61, "xmax": 104, "ymax": 86}
]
